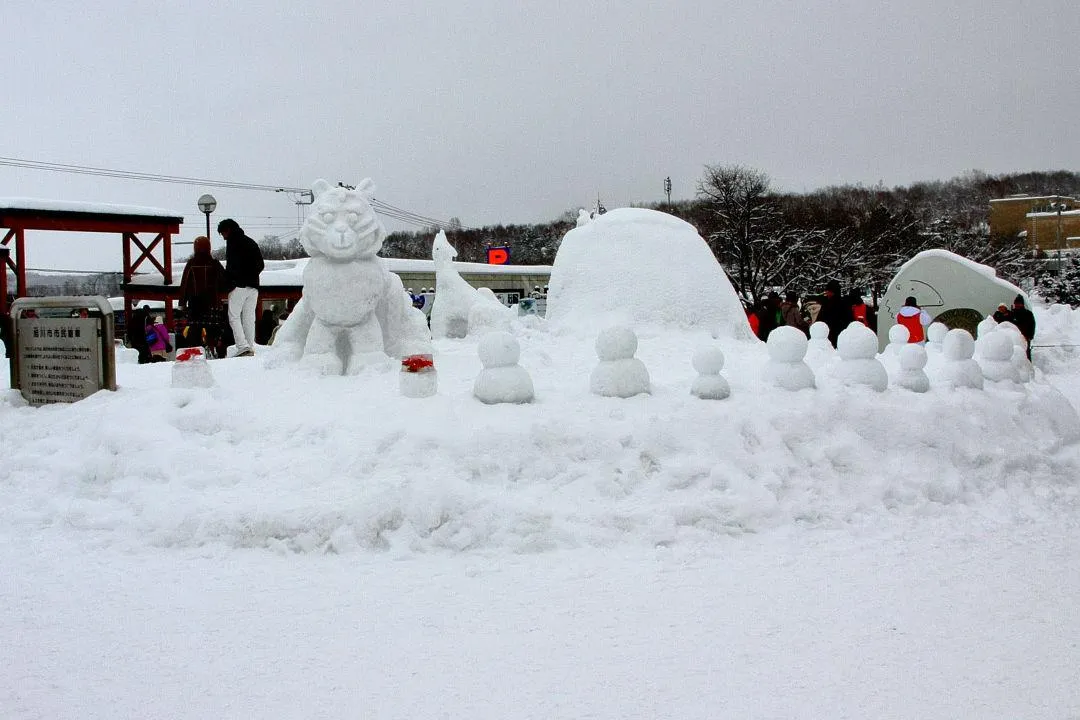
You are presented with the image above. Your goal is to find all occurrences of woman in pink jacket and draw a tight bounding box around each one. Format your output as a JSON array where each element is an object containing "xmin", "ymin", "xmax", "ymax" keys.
[{"xmin": 145, "ymin": 315, "xmax": 172, "ymax": 362}]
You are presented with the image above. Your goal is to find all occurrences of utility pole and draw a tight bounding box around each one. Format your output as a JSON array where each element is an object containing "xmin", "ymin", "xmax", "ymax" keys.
[
  {"xmin": 664, "ymin": 176, "xmax": 672, "ymax": 204},
  {"xmin": 1056, "ymin": 201, "xmax": 1063, "ymax": 249},
  {"xmin": 1056, "ymin": 200, "xmax": 1064, "ymax": 272}
]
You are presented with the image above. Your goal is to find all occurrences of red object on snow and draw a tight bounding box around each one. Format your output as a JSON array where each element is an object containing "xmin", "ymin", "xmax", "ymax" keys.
[
  {"xmin": 175, "ymin": 347, "xmax": 204, "ymax": 362},
  {"xmin": 401, "ymin": 354, "xmax": 435, "ymax": 372}
]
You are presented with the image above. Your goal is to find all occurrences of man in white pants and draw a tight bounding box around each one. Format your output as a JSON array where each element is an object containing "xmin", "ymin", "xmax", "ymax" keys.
[{"xmin": 218, "ymin": 218, "xmax": 264, "ymax": 357}]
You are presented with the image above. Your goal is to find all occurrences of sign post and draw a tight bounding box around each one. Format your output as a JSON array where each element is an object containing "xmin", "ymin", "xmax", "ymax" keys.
[{"xmin": 8, "ymin": 296, "xmax": 117, "ymax": 405}]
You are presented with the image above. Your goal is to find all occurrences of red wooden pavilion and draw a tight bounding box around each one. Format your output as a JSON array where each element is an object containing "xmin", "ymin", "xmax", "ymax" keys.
[{"xmin": 0, "ymin": 200, "xmax": 183, "ymax": 325}]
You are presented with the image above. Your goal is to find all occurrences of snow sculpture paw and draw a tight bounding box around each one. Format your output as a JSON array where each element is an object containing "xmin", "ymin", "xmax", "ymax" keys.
[{"xmin": 302, "ymin": 351, "xmax": 344, "ymax": 377}]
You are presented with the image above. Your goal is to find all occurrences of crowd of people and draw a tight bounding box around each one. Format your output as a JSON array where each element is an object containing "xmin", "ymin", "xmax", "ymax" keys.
[
  {"xmin": 743, "ymin": 282, "xmax": 1036, "ymax": 355},
  {"xmin": 994, "ymin": 295, "xmax": 1037, "ymax": 360},
  {"xmin": 746, "ymin": 280, "xmax": 879, "ymax": 347},
  {"xmin": 125, "ymin": 218, "xmax": 266, "ymax": 364}
]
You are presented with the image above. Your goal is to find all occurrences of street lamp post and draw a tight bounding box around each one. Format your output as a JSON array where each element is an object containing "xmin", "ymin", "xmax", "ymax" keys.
[
  {"xmin": 1050, "ymin": 201, "xmax": 1064, "ymax": 272},
  {"xmin": 197, "ymin": 194, "xmax": 217, "ymax": 240}
]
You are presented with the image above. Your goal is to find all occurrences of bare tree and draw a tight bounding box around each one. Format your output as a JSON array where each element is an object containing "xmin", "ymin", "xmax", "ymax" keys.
[{"xmin": 697, "ymin": 164, "xmax": 814, "ymax": 302}]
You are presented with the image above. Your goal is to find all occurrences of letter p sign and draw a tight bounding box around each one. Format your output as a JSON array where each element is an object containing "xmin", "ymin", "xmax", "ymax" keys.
[{"xmin": 487, "ymin": 246, "xmax": 510, "ymax": 265}]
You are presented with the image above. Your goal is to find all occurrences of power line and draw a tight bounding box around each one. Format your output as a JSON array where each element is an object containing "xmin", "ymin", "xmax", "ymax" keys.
[
  {"xmin": 0, "ymin": 156, "xmax": 294, "ymax": 192},
  {"xmin": 0, "ymin": 155, "xmax": 458, "ymax": 230},
  {"xmin": 21, "ymin": 267, "xmax": 122, "ymax": 275}
]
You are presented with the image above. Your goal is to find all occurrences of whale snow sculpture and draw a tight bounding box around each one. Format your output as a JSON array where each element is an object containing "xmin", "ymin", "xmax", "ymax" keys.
[{"xmin": 877, "ymin": 249, "xmax": 1027, "ymax": 351}]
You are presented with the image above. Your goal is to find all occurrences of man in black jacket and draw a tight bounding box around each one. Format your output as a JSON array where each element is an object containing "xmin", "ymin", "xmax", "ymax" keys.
[
  {"xmin": 218, "ymin": 218, "xmax": 264, "ymax": 357},
  {"xmin": 817, "ymin": 280, "xmax": 853, "ymax": 348},
  {"xmin": 1009, "ymin": 294, "xmax": 1036, "ymax": 361}
]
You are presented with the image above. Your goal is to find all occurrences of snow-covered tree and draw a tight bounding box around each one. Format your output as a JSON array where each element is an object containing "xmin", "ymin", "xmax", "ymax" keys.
[
  {"xmin": 1039, "ymin": 254, "xmax": 1080, "ymax": 306},
  {"xmin": 697, "ymin": 164, "xmax": 817, "ymax": 302}
]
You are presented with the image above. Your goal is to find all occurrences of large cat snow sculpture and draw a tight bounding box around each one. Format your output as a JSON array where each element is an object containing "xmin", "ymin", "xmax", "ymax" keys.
[{"xmin": 272, "ymin": 179, "xmax": 432, "ymax": 375}]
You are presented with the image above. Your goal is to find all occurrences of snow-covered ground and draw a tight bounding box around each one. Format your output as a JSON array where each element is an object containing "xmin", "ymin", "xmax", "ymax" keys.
[{"xmin": 3, "ymin": 303, "xmax": 1080, "ymax": 719}]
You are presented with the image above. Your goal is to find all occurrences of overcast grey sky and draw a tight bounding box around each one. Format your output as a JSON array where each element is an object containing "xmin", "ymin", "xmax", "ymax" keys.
[{"xmin": 3, "ymin": 0, "xmax": 1077, "ymax": 271}]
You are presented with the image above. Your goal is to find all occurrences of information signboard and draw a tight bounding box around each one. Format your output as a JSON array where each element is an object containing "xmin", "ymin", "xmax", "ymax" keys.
[{"xmin": 8, "ymin": 296, "xmax": 117, "ymax": 406}]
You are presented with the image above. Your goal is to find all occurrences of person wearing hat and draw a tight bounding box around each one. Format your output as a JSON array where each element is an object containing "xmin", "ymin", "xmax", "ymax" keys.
[
  {"xmin": 180, "ymin": 235, "xmax": 229, "ymax": 358},
  {"xmin": 895, "ymin": 296, "xmax": 932, "ymax": 343},
  {"xmin": 1010, "ymin": 294, "xmax": 1036, "ymax": 360},
  {"xmin": 992, "ymin": 303, "xmax": 1012, "ymax": 324},
  {"xmin": 218, "ymin": 218, "xmax": 264, "ymax": 358},
  {"xmin": 817, "ymin": 279, "xmax": 853, "ymax": 347}
]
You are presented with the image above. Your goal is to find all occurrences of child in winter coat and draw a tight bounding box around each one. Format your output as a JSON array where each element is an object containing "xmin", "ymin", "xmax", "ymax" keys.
[{"xmin": 146, "ymin": 315, "xmax": 172, "ymax": 362}]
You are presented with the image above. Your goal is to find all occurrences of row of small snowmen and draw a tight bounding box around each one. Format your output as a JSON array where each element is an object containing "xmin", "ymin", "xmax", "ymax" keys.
[
  {"xmin": 470, "ymin": 326, "xmax": 656, "ymax": 404},
  {"xmin": 445, "ymin": 315, "xmax": 1034, "ymax": 406},
  {"xmin": 762, "ymin": 318, "xmax": 1032, "ymax": 394},
  {"xmin": 467, "ymin": 325, "xmax": 660, "ymax": 403}
]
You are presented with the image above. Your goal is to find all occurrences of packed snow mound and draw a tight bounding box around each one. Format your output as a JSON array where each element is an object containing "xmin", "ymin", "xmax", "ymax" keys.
[
  {"xmin": 545, "ymin": 208, "xmax": 753, "ymax": 340},
  {"xmin": 2, "ymin": 323, "xmax": 1078, "ymax": 556}
]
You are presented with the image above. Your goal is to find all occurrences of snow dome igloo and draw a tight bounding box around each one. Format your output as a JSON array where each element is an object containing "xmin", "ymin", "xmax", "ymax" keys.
[{"xmin": 545, "ymin": 208, "xmax": 753, "ymax": 340}]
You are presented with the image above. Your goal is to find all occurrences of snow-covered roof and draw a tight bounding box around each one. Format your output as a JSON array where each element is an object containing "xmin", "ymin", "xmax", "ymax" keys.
[
  {"xmin": 1026, "ymin": 209, "xmax": 1080, "ymax": 218},
  {"xmin": 990, "ymin": 194, "xmax": 1076, "ymax": 203},
  {"xmin": 130, "ymin": 256, "xmax": 553, "ymax": 286},
  {"xmin": 894, "ymin": 248, "xmax": 999, "ymax": 280},
  {"xmin": 381, "ymin": 257, "xmax": 551, "ymax": 276},
  {"xmin": 107, "ymin": 296, "xmax": 166, "ymax": 311},
  {"xmin": 0, "ymin": 197, "xmax": 183, "ymax": 218}
]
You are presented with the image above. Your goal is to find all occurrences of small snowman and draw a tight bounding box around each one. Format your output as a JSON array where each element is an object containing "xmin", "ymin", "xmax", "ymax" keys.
[
  {"xmin": 926, "ymin": 322, "xmax": 948, "ymax": 353},
  {"xmin": 940, "ymin": 329, "xmax": 984, "ymax": 390},
  {"xmin": 976, "ymin": 316, "xmax": 998, "ymax": 339},
  {"xmin": 895, "ymin": 344, "xmax": 930, "ymax": 393},
  {"xmin": 171, "ymin": 346, "xmax": 214, "ymax": 389},
  {"xmin": 473, "ymin": 331, "xmax": 534, "ymax": 404},
  {"xmin": 804, "ymin": 321, "xmax": 835, "ymax": 366},
  {"xmin": 885, "ymin": 324, "xmax": 910, "ymax": 354},
  {"xmin": 690, "ymin": 344, "xmax": 731, "ymax": 400},
  {"xmin": 833, "ymin": 322, "xmax": 888, "ymax": 392},
  {"xmin": 764, "ymin": 326, "xmax": 815, "ymax": 391},
  {"xmin": 880, "ymin": 324, "xmax": 910, "ymax": 380},
  {"xmin": 976, "ymin": 331, "xmax": 1020, "ymax": 384},
  {"xmin": 591, "ymin": 326, "xmax": 650, "ymax": 398},
  {"xmin": 996, "ymin": 321, "xmax": 1033, "ymax": 382}
]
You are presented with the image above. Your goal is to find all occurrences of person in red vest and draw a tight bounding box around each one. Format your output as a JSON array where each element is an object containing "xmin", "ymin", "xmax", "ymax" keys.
[
  {"xmin": 896, "ymin": 296, "xmax": 932, "ymax": 343},
  {"xmin": 745, "ymin": 302, "xmax": 760, "ymax": 337},
  {"xmin": 849, "ymin": 291, "xmax": 869, "ymax": 327}
]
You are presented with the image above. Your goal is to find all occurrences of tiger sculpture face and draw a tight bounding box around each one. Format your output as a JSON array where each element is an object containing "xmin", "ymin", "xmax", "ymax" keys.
[{"xmin": 300, "ymin": 178, "xmax": 385, "ymax": 262}]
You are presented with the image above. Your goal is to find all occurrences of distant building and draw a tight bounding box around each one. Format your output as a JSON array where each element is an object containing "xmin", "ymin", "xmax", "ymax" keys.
[{"xmin": 990, "ymin": 194, "xmax": 1080, "ymax": 251}]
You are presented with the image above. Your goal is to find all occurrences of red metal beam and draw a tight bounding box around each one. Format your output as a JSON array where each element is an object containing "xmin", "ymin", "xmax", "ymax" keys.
[
  {"xmin": 14, "ymin": 228, "xmax": 25, "ymax": 298},
  {"xmin": 128, "ymin": 232, "xmax": 167, "ymax": 277},
  {"xmin": 122, "ymin": 232, "xmax": 132, "ymax": 283},
  {"xmin": 162, "ymin": 233, "xmax": 173, "ymax": 284},
  {"xmin": 0, "ymin": 216, "xmax": 180, "ymax": 234},
  {"xmin": 0, "ymin": 247, "xmax": 8, "ymax": 317},
  {"xmin": 1, "ymin": 229, "xmax": 16, "ymax": 275}
]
